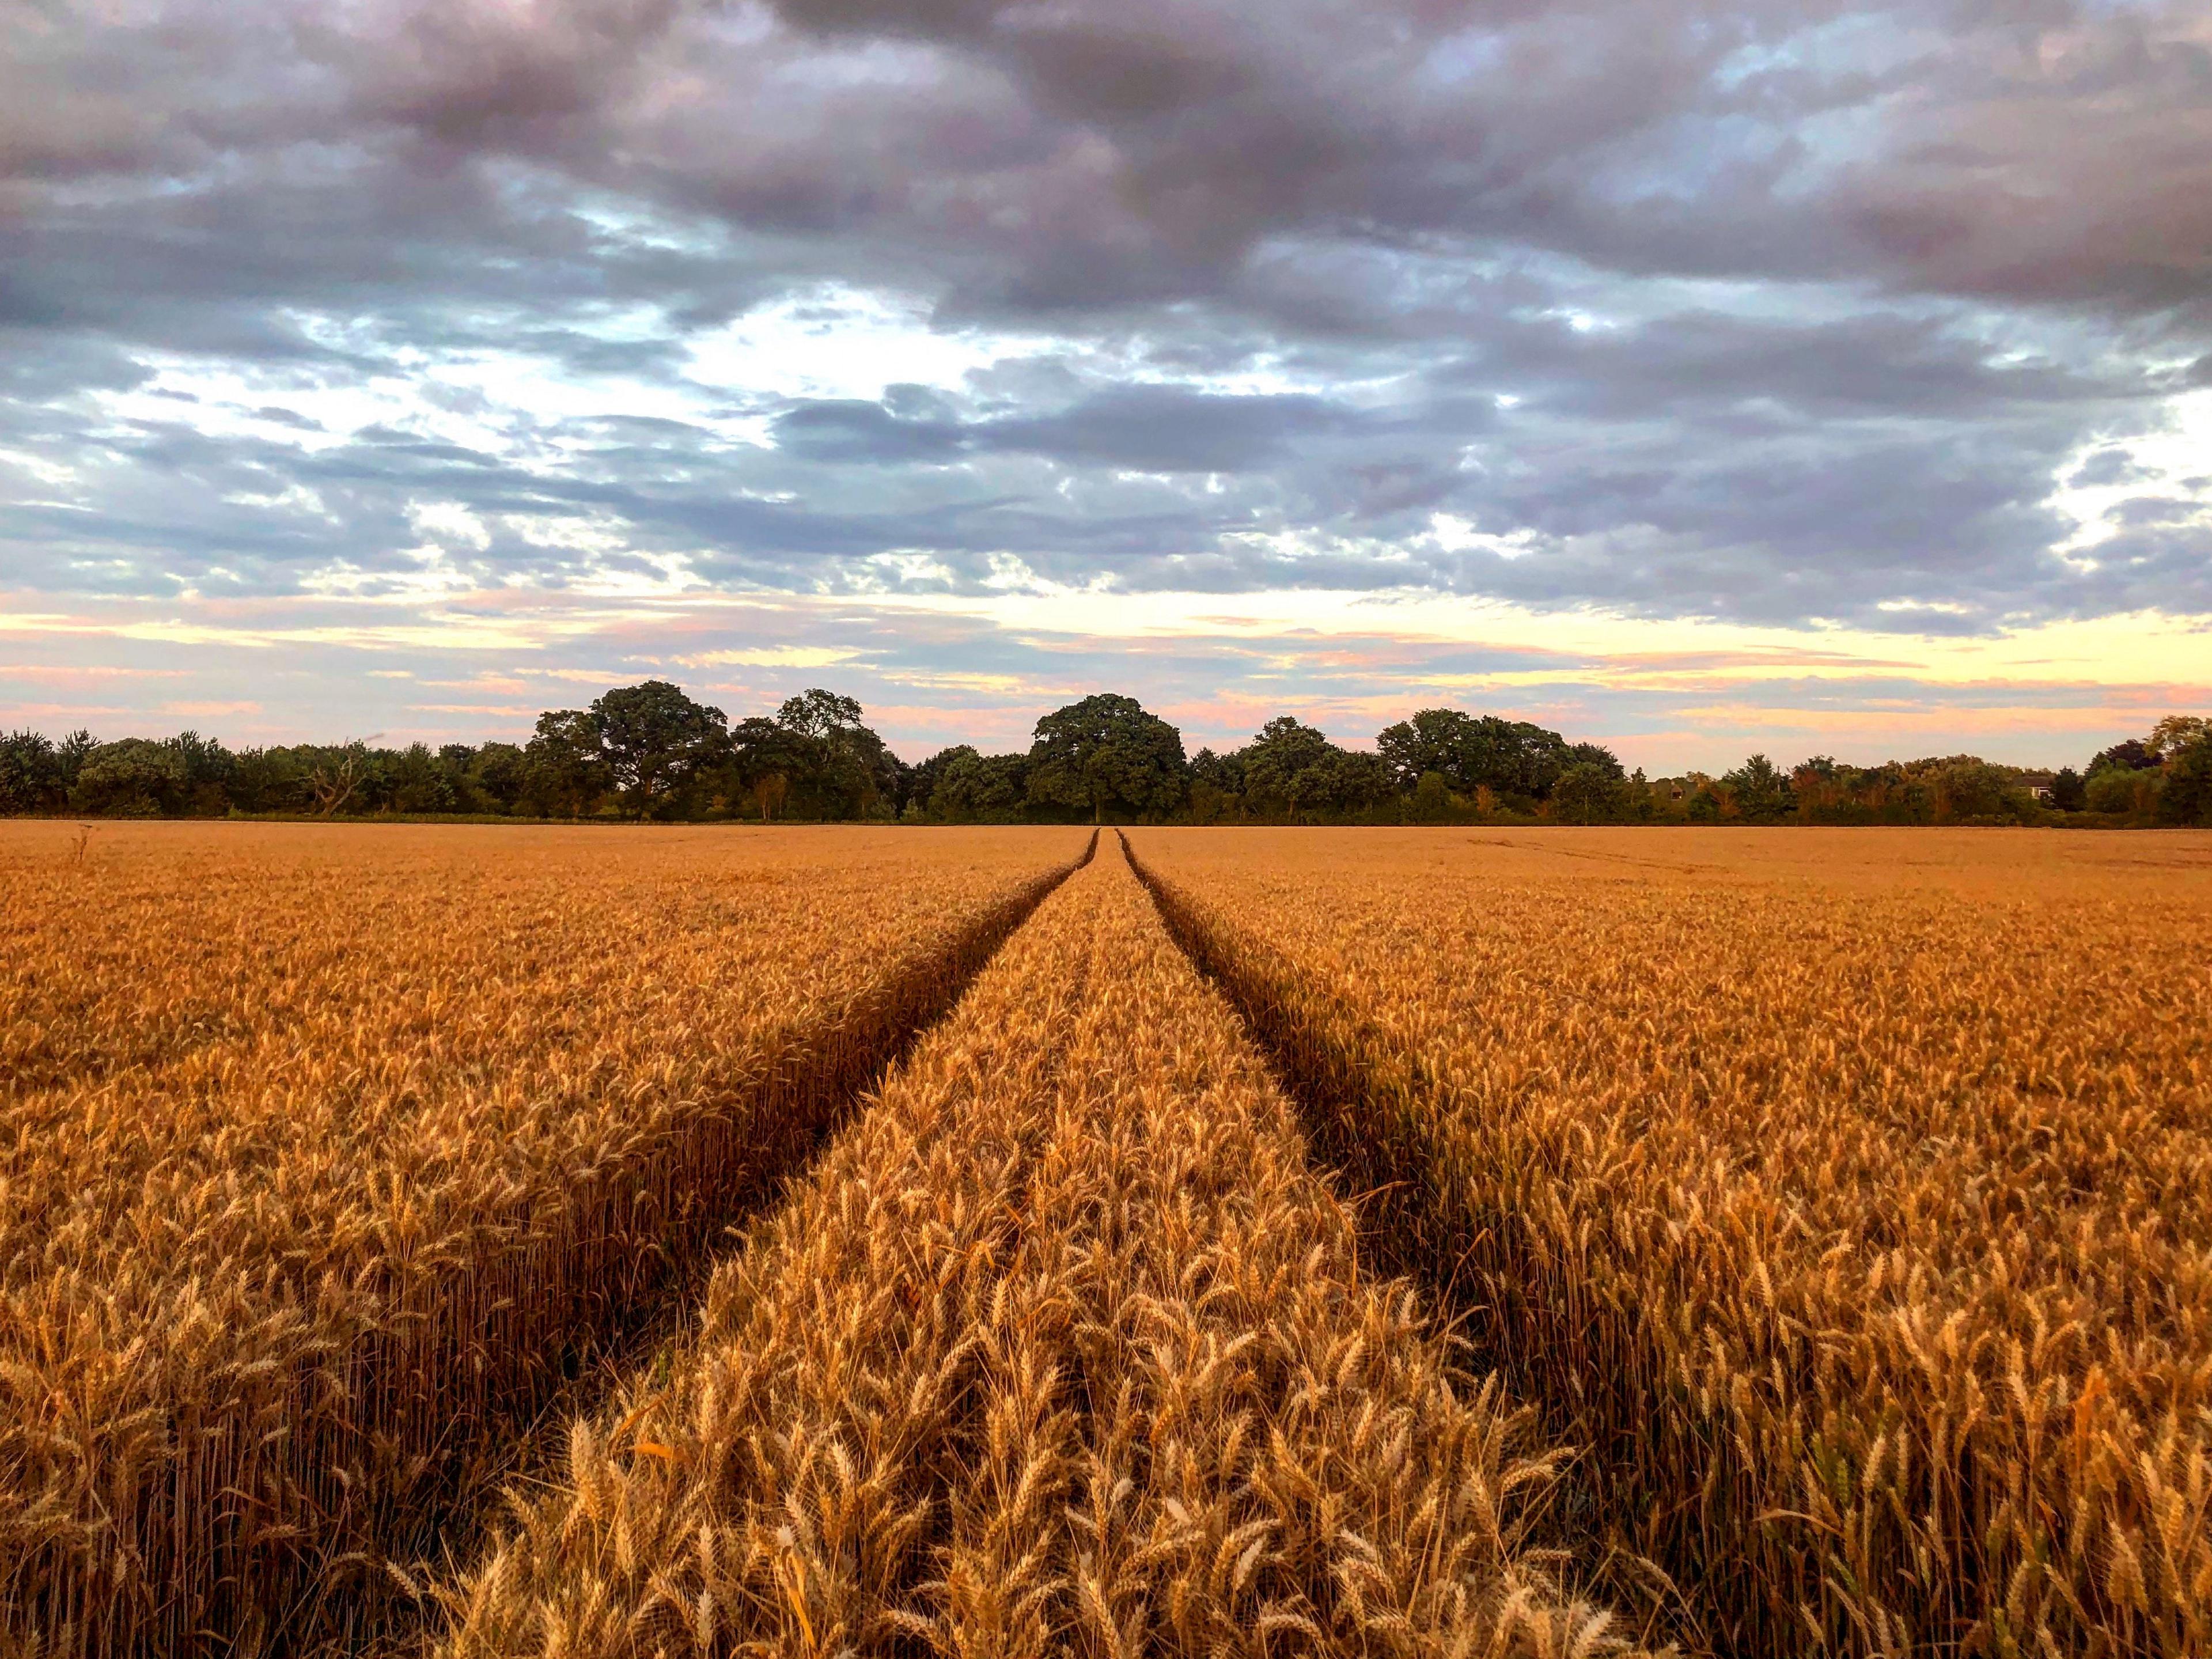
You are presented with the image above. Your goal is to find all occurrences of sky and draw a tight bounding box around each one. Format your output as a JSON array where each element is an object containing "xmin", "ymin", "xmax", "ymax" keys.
[{"xmin": 2, "ymin": 0, "xmax": 2208, "ymax": 772}]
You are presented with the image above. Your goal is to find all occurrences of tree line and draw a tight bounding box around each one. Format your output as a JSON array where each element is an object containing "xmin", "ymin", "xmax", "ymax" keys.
[{"xmin": 1, "ymin": 684, "xmax": 2206, "ymax": 826}]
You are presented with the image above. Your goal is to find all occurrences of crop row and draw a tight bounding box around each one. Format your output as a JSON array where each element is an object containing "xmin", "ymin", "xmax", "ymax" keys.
[
  {"xmin": 428, "ymin": 838, "xmax": 1628, "ymax": 1658},
  {"xmin": 0, "ymin": 823, "xmax": 1088, "ymax": 1656},
  {"xmin": 1127, "ymin": 828, "xmax": 2212, "ymax": 1657}
]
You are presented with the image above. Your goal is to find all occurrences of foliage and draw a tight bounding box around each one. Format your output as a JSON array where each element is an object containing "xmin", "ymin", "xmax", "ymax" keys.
[
  {"xmin": 1718, "ymin": 752, "xmax": 1793, "ymax": 821},
  {"xmin": 524, "ymin": 709, "xmax": 612, "ymax": 817},
  {"xmin": 772, "ymin": 690, "xmax": 902, "ymax": 820},
  {"xmin": 2087, "ymin": 764, "xmax": 2156, "ymax": 815},
  {"xmin": 1025, "ymin": 691, "xmax": 1187, "ymax": 823},
  {"xmin": 1410, "ymin": 768, "xmax": 1454, "ymax": 823},
  {"xmin": 54, "ymin": 729, "xmax": 233, "ymax": 817},
  {"xmin": 1712, "ymin": 752, "xmax": 2056, "ymax": 825},
  {"xmin": 0, "ymin": 731, "xmax": 62, "ymax": 815},
  {"xmin": 1181, "ymin": 717, "xmax": 1393, "ymax": 823},
  {"xmin": 2090, "ymin": 736, "xmax": 2162, "ymax": 774},
  {"xmin": 7, "ymin": 690, "xmax": 2207, "ymax": 830},
  {"xmin": 916, "ymin": 744, "xmax": 1031, "ymax": 821},
  {"xmin": 1550, "ymin": 757, "xmax": 1627, "ymax": 823},
  {"xmin": 2160, "ymin": 728, "xmax": 2212, "ymax": 825},
  {"xmin": 590, "ymin": 680, "xmax": 727, "ymax": 817},
  {"xmin": 1375, "ymin": 709, "xmax": 1609, "ymax": 805},
  {"xmin": 2080, "ymin": 715, "xmax": 2212, "ymax": 823}
]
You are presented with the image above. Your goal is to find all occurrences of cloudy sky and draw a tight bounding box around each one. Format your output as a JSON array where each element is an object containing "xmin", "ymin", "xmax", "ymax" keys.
[{"xmin": 3, "ymin": 0, "xmax": 2208, "ymax": 770}]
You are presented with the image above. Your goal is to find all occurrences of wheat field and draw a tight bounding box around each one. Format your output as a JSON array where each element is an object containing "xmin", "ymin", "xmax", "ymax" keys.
[
  {"xmin": 431, "ymin": 834, "xmax": 1622, "ymax": 1658},
  {"xmin": 0, "ymin": 821, "xmax": 1085, "ymax": 1656},
  {"xmin": 1128, "ymin": 827, "xmax": 2212, "ymax": 1658},
  {"xmin": 2, "ymin": 820, "xmax": 2206, "ymax": 1658}
]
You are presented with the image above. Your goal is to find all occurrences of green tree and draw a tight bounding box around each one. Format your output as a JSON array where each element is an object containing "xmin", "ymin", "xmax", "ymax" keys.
[
  {"xmin": 55, "ymin": 729, "xmax": 95, "ymax": 787},
  {"xmin": 163, "ymin": 731, "xmax": 235, "ymax": 815},
  {"xmin": 964, "ymin": 753, "xmax": 1031, "ymax": 822},
  {"xmin": 1292, "ymin": 747, "xmax": 1392, "ymax": 820},
  {"xmin": 904, "ymin": 746, "xmax": 971, "ymax": 818},
  {"xmin": 1721, "ymin": 753, "xmax": 1794, "ymax": 822},
  {"xmin": 2088, "ymin": 737, "xmax": 2160, "ymax": 774},
  {"xmin": 1026, "ymin": 693, "xmax": 1188, "ymax": 823},
  {"xmin": 71, "ymin": 739, "xmax": 188, "ymax": 816},
  {"xmin": 464, "ymin": 743, "xmax": 528, "ymax": 814},
  {"xmin": 229, "ymin": 747, "xmax": 310, "ymax": 814},
  {"xmin": 771, "ymin": 690, "xmax": 899, "ymax": 820},
  {"xmin": 1408, "ymin": 770, "xmax": 1454, "ymax": 823},
  {"xmin": 1378, "ymin": 710, "xmax": 1491, "ymax": 793},
  {"xmin": 2156, "ymin": 728, "xmax": 2212, "ymax": 826},
  {"xmin": 0, "ymin": 730, "xmax": 66, "ymax": 814},
  {"xmin": 1227, "ymin": 717, "xmax": 1393, "ymax": 821},
  {"xmin": 729, "ymin": 715, "xmax": 804, "ymax": 820},
  {"xmin": 1376, "ymin": 709, "xmax": 1598, "ymax": 803},
  {"xmin": 390, "ymin": 743, "xmax": 457, "ymax": 815},
  {"xmin": 1237, "ymin": 717, "xmax": 1332, "ymax": 818},
  {"xmin": 1184, "ymin": 746, "xmax": 1247, "ymax": 823},
  {"xmin": 775, "ymin": 688, "xmax": 864, "ymax": 744},
  {"xmin": 915, "ymin": 745, "xmax": 980, "ymax": 820},
  {"xmin": 592, "ymin": 681, "xmax": 728, "ymax": 817},
  {"xmin": 1551, "ymin": 759, "xmax": 1626, "ymax": 824},
  {"xmin": 2085, "ymin": 766, "xmax": 2155, "ymax": 816},
  {"xmin": 926, "ymin": 748, "xmax": 1031, "ymax": 822},
  {"xmin": 2146, "ymin": 715, "xmax": 2210, "ymax": 761},
  {"xmin": 524, "ymin": 710, "xmax": 612, "ymax": 818},
  {"xmin": 1927, "ymin": 757, "xmax": 2032, "ymax": 822}
]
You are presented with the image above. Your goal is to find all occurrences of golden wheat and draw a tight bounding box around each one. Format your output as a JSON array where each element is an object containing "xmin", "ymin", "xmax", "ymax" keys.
[
  {"xmin": 430, "ymin": 834, "xmax": 1634, "ymax": 1659},
  {"xmin": 0, "ymin": 820, "xmax": 1086, "ymax": 1657},
  {"xmin": 1128, "ymin": 826, "xmax": 2212, "ymax": 1657}
]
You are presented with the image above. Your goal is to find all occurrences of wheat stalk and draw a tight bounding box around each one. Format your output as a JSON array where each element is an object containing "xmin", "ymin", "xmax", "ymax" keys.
[
  {"xmin": 430, "ymin": 835, "xmax": 1638, "ymax": 1659},
  {"xmin": 0, "ymin": 820, "xmax": 1087, "ymax": 1656},
  {"xmin": 1128, "ymin": 824, "xmax": 2212, "ymax": 1658}
]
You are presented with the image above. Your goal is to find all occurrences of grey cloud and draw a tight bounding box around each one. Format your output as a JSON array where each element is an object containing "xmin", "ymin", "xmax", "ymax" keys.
[
  {"xmin": 1, "ymin": 0, "xmax": 2207, "ymax": 637},
  {"xmin": 982, "ymin": 387, "xmax": 1362, "ymax": 473},
  {"xmin": 773, "ymin": 399, "xmax": 969, "ymax": 464},
  {"xmin": 772, "ymin": 385, "xmax": 1368, "ymax": 472},
  {"xmin": 2070, "ymin": 448, "xmax": 2152, "ymax": 489}
]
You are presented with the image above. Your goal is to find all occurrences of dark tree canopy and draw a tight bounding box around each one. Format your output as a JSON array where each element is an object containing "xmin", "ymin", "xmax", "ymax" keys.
[
  {"xmin": 1223, "ymin": 717, "xmax": 1390, "ymax": 823},
  {"xmin": 723, "ymin": 688, "xmax": 900, "ymax": 821},
  {"xmin": 71, "ymin": 738, "xmax": 190, "ymax": 817},
  {"xmin": 1026, "ymin": 693, "xmax": 1188, "ymax": 823},
  {"xmin": 2089, "ymin": 738, "xmax": 2161, "ymax": 774},
  {"xmin": 1719, "ymin": 753, "xmax": 1794, "ymax": 822},
  {"xmin": 525, "ymin": 709, "xmax": 613, "ymax": 819},
  {"xmin": 2156, "ymin": 723, "xmax": 2212, "ymax": 826},
  {"xmin": 8, "ymin": 688, "xmax": 2201, "ymax": 828},
  {"xmin": 917, "ymin": 747, "xmax": 1031, "ymax": 823},
  {"xmin": 1238, "ymin": 717, "xmax": 1333, "ymax": 816},
  {"xmin": 591, "ymin": 680, "xmax": 728, "ymax": 816},
  {"xmin": 775, "ymin": 689, "xmax": 866, "ymax": 743},
  {"xmin": 1375, "ymin": 709, "xmax": 1614, "ymax": 803}
]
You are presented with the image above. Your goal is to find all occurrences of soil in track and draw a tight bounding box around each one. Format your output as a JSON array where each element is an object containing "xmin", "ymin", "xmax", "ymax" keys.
[{"xmin": 419, "ymin": 836, "xmax": 1628, "ymax": 1659}]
